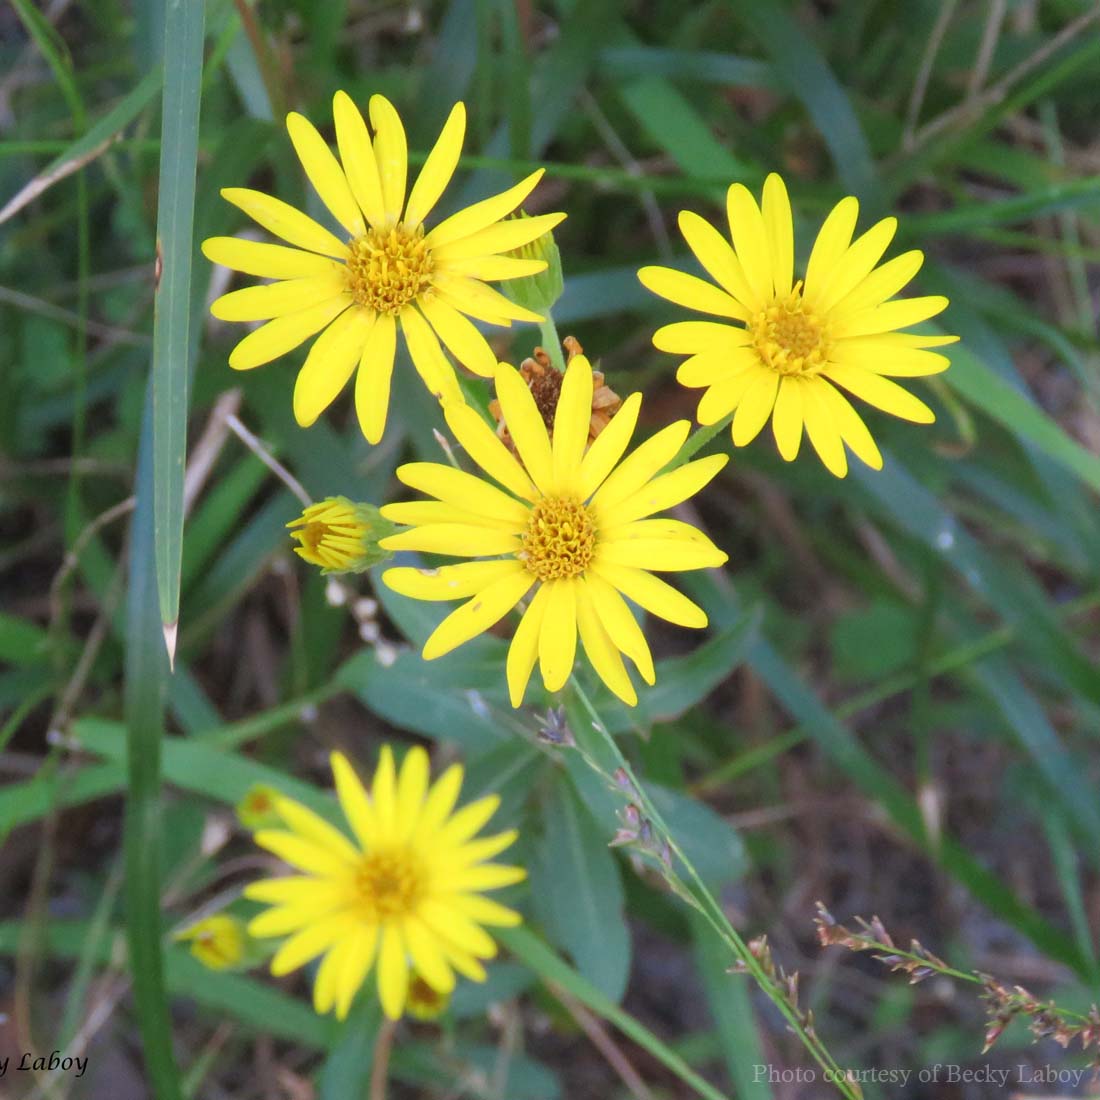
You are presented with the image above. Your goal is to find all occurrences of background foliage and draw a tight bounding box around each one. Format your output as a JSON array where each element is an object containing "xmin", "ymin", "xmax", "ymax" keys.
[{"xmin": 2, "ymin": 0, "xmax": 1099, "ymax": 1097}]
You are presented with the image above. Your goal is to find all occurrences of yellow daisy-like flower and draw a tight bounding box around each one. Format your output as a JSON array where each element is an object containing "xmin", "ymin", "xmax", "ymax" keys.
[
  {"xmin": 245, "ymin": 748, "xmax": 523, "ymax": 1021},
  {"xmin": 202, "ymin": 92, "xmax": 565, "ymax": 443},
  {"xmin": 639, "ymin": 173, "xmax": 958, "ymax": 476},
  {"xmin": 379, "ymin": 354, "xmax": 729, "ymax": 708},
  {"xmin": 287, "ymin": 496, "xmax": 394, "ymax": 573}
]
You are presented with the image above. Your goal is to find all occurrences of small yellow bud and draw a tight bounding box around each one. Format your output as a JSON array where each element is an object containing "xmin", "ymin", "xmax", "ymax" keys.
[
  {"xmin": 406, "ymin": 973, "xmax": 452, "ymax": 1021},
  {"xmin": 502, "ymin": 211, "xmax": 563, "ymax": 313},
  {"xmin": 287, "ymin": 497, "xmax": 395, "ymax": 574},
  {"xmin": 236, "ymin": 784, "xmax": 282, "ymax": 831},
  {"xmin": 175, "ymin": 915, "xmax": 247, "ymax": 971}
]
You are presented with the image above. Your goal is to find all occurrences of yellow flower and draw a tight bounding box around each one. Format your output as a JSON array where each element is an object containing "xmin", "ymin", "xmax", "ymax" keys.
[
  {"xmin": 287, "ymin": 496, "xmax": 395, "ymax": 573},
  {"xmin": 379, "ymin": 354, "xmax": 728, "ymax": 707},
  {"xmin": 245, "ymin": 748, "xmax": 524, "ymax": 1021},
  {"xmin": 175, "ymin": 915, "xmax": 247, "ymax": 971},
  {"xmin": 202, "ymin": 92, "xmax": 565, "ymax": 443},
  {"xmin": 639, "ymin": 173, "xmax": 958, "ymax": 477}
]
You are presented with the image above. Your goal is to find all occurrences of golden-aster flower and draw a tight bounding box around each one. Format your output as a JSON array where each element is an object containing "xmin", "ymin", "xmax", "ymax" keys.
[
  {"xmin": 287, "ymin": 496, "xmax": 395, "ymax": 573},
  {"xmin": 379, "ymin": 354, "xmax": 728, "ymax": 707},
  {"xmin": 174, "ymin": 915, "xmax": 247, "ymax": 971},
  {"xmin": 638, "ymin": 173, "xmax": 958, "ymax": 477},
  {"xmin": 202, "ymin": 92, "xmax": 564, "ymax": 443},
  {"xmin": 245, "ymin": 748, "xmax": 523, "ymax": 1021}
]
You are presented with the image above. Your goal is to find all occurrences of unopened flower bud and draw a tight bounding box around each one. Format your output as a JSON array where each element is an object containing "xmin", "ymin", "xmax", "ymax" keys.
[{"xmin": 287, "ymin": 497, "xmax": 396, "ymax": 574}]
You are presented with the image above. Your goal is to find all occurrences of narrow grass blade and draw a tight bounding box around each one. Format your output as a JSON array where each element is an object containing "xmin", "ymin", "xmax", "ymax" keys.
[
  {"xmin": 152, "ymin": 0, "xmax": 206, "ymax": 647},
  {"xmin": 125, "ymin": 395, "xmax": 183, "ymax": 1099}
]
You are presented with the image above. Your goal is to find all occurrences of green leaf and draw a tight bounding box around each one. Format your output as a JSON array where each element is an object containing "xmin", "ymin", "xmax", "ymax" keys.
[
  {"xmin": 531, "ymin": 779, "xmax": 631, "ymax": 1003},
  {"xmin": 153, "ymin": 0, "xmax": 206, "ymax": 634}
]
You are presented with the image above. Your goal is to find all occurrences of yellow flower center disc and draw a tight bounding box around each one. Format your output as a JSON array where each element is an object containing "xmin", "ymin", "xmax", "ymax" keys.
[
  {"xmin": 356, "ymin": 850, "xmax": 424, "ymax": 920},
  {"xmin": 345, "ymin": 224, "xmax": 435, "ymax": 314},
  {"xmin": 751, "ymin": 284, "xmax": 831, "ymax": 377},
  {"xmin": 520, "ymin": 497, "xmax": 596, "ymax": 581}
]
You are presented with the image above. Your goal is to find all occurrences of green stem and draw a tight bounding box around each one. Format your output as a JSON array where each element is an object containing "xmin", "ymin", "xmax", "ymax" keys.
[
  {"xmin": 568, "ymin": 677, "xmax": 862, "ymax": 1100},
  {"xmin": 539, "ymin": 314, "xmax": 566, "ymax": 370},
  {"xmin": 668, "ymin": 412, "xmax": 734, "ymax": 469}
]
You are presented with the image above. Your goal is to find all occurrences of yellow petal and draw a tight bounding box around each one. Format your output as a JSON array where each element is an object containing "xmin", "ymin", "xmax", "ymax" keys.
[
  {"xmin": 597, "ymin": 453, "xmax": 728, "ymax": 528},
  {"xmin": 583, "ymin": 571, "xmax": 655, "ymax": 683},
  {"xmin": 804, "ymin": 196, "xmax": 859, "ymax": 304},
  {"xmin": 422, "ymin": 569, "xmax": 534, "ymax": 660},
  {"xmin": 382, "ymin": 500, "xmax": 518, "ymax": 529},
  {"xmin": 220, "ymin": 187, "xmax": 348, "ymax": 257},
  {"xmin": 819, "ymin": 379, "xmax": 883, "ymax": 471},
  {"xmin": 404, "ymin": 916, "xmax": 456, "ymax": 992},
  {"xmin": 696, "ymin": 366, "xmax": 760, "ymax": 424},
  {"xmin": 286, "ymin": 111, "xmax": 365, "ymax": 236},
  {"xmin": 433, "ymin": 272, "xmax": 543, "ymax": 324},
  {"xmin": 336, "ymin": 926, "xmax": 379, "ymax": 1020},
  {"xmin": 653, "ymin": 319, "xmax": 752, "ymax": 355},
  {"xmin": 449, "ymin": 830, "xmax": 519, "ymax": 866},
  {"xmin": 433, "ymin": 211, "xmax": 566, "ymax": 263},
  {"xmin": 731, "ymin": 370, "xmax": 780, "ymax": 447},
  {"xmin": 675, "ymin": 210, "xmax": 759, "ymax": 314},
  {"xmin": 444, "ymin": 403, "xmax": 538, "ymax": 501},
  {"xmin": 372, "ymin": 745, "xmax": 397, "ymax": 839},
  {"xmin": 598, "ymin": 519, "xmax": 728, "ymax": 571},
  {"xmin": 395, "ymin": 461, "xmax": 530, "ymax": 525},
  {"xmin": 831, "ymin": 250, "xmax": 924, "ymax": 316},
  {"xmin": 245, "ymin": 876, "xmax": 322, "ymax": 904},
  {"xmin": 274, "ymin": 796, "xmax": 360, "ymax": 861},
  {"xmin": 825, "ymin": 363, "xmax": 936, "ymax": 423},
  {"xmin": 451, "ymin": 894, "xmax": 523, "ymax": 927},
  {"xmin": 811, "ymin": 217, "xmax": 899, "ymax": 313},
  {"xmin": 379, "ymin": 522, "xmax": 522, "ymax": 557},
  {"xmin": 269, "ymin": 917, "xmax": 352, "ymax": 975},
  {"xmin": 417, "ymin": 294, "xmax": 498, "ymax": 376},
  {"xmin": 404, "ymin": 102, "xmax": 466, "ymax": 226},
  {"xmin": 576, "ymin": 579, "xmax": 636, "ymax": 705},
  {"xmin": 507, "ymin": 584, "xmax": 550, "ymax": 707},
  {"xmin": 368, "ymin": 94, "xmax": 408, "ymax": 223},
  {"xmin": 771, "ymin": 376, "xmax": 803, "ymax": 462},
  {"xmin": 761, "ymin": 173, "xmax": 794, "ymax": 297},
  {"xmin": 384, "ymin": 560, "xmax": 527, "ymax": 601},
  {"xmin": 425, "ymin": 169, "xmax": 545, "ymax": 249},
  {"xmin": 419, "ymin": 900, "xmax": 498, "ymax": 957},
  {"xmin": 591, "ymin": 563, "xmax": 708, "ymax": 628},
  {"xmin": 354, "ymin": 310, "xmax": 397, "ymax": 443},
  {"xmin": 443, "ymin": 254, "xmax": 547, "ymax": 281},
  {"xmin": 415, "ymin": 764, "xmax": 464, "ymax": 840},
  {"xmin": 637, "ymin": 265, "xmax": 747, "ymax": 321},
  {"xmin": 396, "ymin": 745, "xmax": 430, "ymax": 830},
  {"xmin": 399, "ymin": 305, "xmax": 463, "ymax": 404},
  {"xmin": 202, "ymin": 236, "xmax": 342, "ymax": 279},
  {"xmin": 211, "ymin": 274, "xmax": 348, "ymax": 322},
  {"xmin": 538, "ymin": 579, "xmax": 577, "ymax": 693},
  {"xmin": 331, "ymin": 751, "xmax": 378, "ymax": 850},
  {"xmin": 377, "ymin": 924, "xmax": 409, "ymax": 1019},
  {"xmin": 494, "ymin": 362, "xmax": 555, "ymax": 495},
  {"xmin": 577, "ymin": 392, "xmax": 641, "ymax": 501},
  {"xmin": 293, "ymin": 307, "xmax": 374, "ymax": 426},
  {"xmin": 830, "ymin": 336, "xmax": 950, "ymax": 377},
  {"xmin": 590, "ymin": 419, "xmax": 691, "ymax": 515},
  {"xmin": 435, "ymin": 794, "xmax": 501, "ymax": 849},
  {"xmin": 253, "ymin": 829, "xmax": 353, "ymax": 877},
  {"xmin": 228, "ymin": 297, "xmax": 350, "ymax": 371},
  {"xmin": 725, "ymin": 183, "xmax": 772, "ymax": 306},
  {"xmin": 332, "ymin": 90, "xmax": 386, "ymax": 229},
  {"xmin": 437, "ymin": 863, "xmax": 526, "ymax": 892},
  {"xmin": 551, "ymin": 354, "xmax": 594, "ymax": 491},
  {"xmin": 314, "ymin": 937, "xmax": 349, "ymax": 1015},
  {"xmin": 801, "ymin": 381, "xmax": 848, "ymax": 477}
]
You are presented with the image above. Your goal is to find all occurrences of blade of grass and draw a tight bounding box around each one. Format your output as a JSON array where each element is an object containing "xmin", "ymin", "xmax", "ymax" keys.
[
  {"xmin": 152, "ymin": 0, "xmax": 206, "ymax": 654},
  {"xmin": 125, "ymin": 394, "xmax": 183, "ymax": 1098}
]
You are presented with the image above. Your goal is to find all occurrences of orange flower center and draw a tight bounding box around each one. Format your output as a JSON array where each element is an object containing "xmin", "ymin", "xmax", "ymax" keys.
[
  {"xmin": 356, "ymin": 850, "xmax": 424, "ymax": 921},
  {"xmin": 751, "ymin": 284, "xmax": 830, "ymax": 377},
  {"xmin": 345, "ymin": 224, "xmax": 435, "ymax": 314},
  {"xmin": 520, "ymin": 497, "xmax": 596, "ymax": 581}
]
